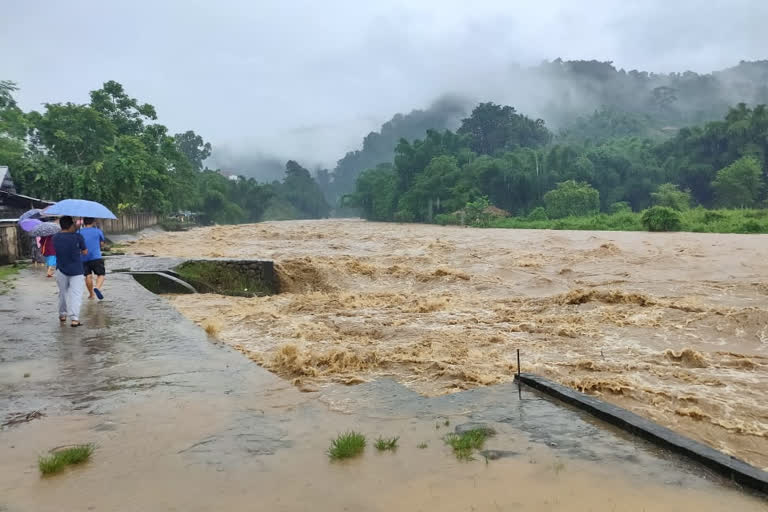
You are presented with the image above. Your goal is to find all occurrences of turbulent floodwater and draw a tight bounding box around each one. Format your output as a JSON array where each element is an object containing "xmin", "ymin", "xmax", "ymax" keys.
[{"xmin": 129, "ymin": 219, "xmax": 768, "ymax": 469}]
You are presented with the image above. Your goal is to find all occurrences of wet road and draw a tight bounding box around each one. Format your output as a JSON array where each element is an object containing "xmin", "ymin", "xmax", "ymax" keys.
[{"xmin": 1, "ymin": 266, "xmax": 766, "ymax": 511}]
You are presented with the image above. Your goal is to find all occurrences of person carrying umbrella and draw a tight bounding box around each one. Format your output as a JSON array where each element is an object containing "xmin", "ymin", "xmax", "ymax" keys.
[
  {"xmin": 52, "ymin": 216, "xmax": 88, "ymax": 327},
  {"xmin": 80, "ymin": 217, "xmax": 107, "ymax": 300}
]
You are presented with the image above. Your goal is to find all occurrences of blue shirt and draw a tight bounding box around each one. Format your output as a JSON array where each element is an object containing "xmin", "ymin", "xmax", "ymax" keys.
[
  {"xmin": 79, "ymin": 227, "xmax": 105, "ymax": 261},
  {"xmin": 53, "ymin": 232, "xmax": 87, "ymax": 276}
]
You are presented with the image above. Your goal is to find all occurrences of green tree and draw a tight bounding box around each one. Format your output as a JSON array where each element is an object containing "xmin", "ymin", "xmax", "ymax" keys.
[
  {"xmin": 31, "ymin": 103, "xmax": 116, "ymax": 165},
  {"xmin": 397, "ymin": 155, "xmax": 469, "ymax": 221},
  {"xmin": 651, "ymin": 183, "xmax": 691, "ymax": 210},
  {"xmin": 543, "ymin": 181, "xmax": 600, "ymax": 218},
  {"xmin": 0, "ymin": 81, "xmax": 28, "ymax": 177},
  {"xmin": 711, "ymin": 156, "xmax": 765, "ymax": 207},
  {"xmin": 458, "ymin": 102, "xmax": 551, "ymax": 155},
  {"xmin": 174, "ymin": 130, "xmax": 211, "ymax": 170},
  {"xmin": 279, "ymin": 160, "xmax": 330, "ymax": 219},
  {"xmin": 346, "ymin": 164, "xmax": 397, "ymax": 221},
  {"xmin": 89, "ymin": 80, "xmax": 157, "ymax": 136}
]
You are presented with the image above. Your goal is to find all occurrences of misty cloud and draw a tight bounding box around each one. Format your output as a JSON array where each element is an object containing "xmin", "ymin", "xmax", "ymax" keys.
[{"xmin": 3, "ymin": 0, "xmax": 767, "ymax": 174}]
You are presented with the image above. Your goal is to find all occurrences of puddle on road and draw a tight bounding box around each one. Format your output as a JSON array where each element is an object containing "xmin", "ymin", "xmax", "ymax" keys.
[{"xmin": 1, "ymin": 269, "xmax": 767, "ymax": 511}]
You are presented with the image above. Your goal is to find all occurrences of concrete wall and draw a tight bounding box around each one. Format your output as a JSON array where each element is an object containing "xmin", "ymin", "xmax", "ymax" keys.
[
  {"xmin": 100, "ymin": 213, "xmax": 158, "ymax": 235},
  {"xmin": 0, "ymin": 222, "xmax": 22, "ymax": 265}
]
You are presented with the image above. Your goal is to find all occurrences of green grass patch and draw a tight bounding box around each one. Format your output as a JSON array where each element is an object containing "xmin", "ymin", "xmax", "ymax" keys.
[
  {"xmin": 328, "ymin": 431, "xmax": 366, "ymax": 460},
  {"xmin": 38, "ymin": 444, "xmax": 94, "ymax": 475},
  {"xmin": 0, "ymin": 263, "xmax": 24, "ymax": 294},
  {"xmin": 444, "ymin": 429, "xmax": 492, "ymax": 461},
  {"xmin": 374, "ymin": 436, "xmax": 399, "ymax": 451},
  {"xmin": 417, "ymin": 442, "xmax": 428, "ymax": 449}
]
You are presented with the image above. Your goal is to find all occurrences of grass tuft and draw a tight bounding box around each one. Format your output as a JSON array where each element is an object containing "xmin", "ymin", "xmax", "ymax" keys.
[
  {"xmin": 0, "ymin": 263, "xmax": 24, "ymax": 295},
  {"xmin": 417, "ymin": 442, "xmax": 428, "ymax": 449},
  {"xmin": 443, "ymin": 429, "xmax": 491, "ymax": 461},
  {"xmin": 38, "ymin": 444, "xmax": 94, "ymax": 475},
  {"xmin": 374, "ymin": 436, "xmax": 399, "ymax": 451},
  {"xmin": 328, "ymin": 431, "xmax": 366, "ymax": 460}
]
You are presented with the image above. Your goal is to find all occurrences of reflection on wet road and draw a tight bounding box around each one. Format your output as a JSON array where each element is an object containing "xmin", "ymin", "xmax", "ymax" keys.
[{"xmin": 1, "ymin": 268, "xmax": 766, "ymax": 511}]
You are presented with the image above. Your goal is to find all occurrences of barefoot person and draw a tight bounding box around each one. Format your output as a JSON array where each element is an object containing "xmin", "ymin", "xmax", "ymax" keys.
[
  {"xmin": 80, "ymin": 217, "xmax": 107, "ymax": 300},
  {"xmin": 52, "ymin": 216, "xmax": 88, "ymax": 327}
]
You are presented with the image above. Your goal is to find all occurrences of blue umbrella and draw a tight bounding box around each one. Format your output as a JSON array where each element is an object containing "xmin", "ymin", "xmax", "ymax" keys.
[{"xmin": 43, "ymin": 199, "xmax": 117, "ymax": 219}]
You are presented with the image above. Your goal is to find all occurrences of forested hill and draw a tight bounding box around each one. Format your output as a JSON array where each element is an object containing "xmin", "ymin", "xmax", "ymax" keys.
[
  {"xmin": 346, "ymin": 101, "xmax": 768, "ymax": 226},
  {"xmin": 530, "ymin": 59, "xmax": 768, "ymax": 127},
  {"xmin": 322, "ymin": 95, "xmax": 467, "ymax": 204},
  {"xmin": 325, "ymin": 59, "xmax": 768, "ymax": 203}
]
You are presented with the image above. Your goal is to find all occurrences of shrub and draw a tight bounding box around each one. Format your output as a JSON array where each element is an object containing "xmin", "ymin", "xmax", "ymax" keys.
[
  {"xmin": 434, "ymin": 213, "xmax": 461, "ymax": 225},
  {"xmin": 741, "ymin": 220, "xmax": 763, "ymax": 233},
  {"xmin": 544, "ymin": 181, "xmax": 600, "ymax": 219},
  {"xmin": 651, "ymin": 183, "xmax": 691, "ymax": 211},
  {"xmin": 527, "ymin": 206, "xmax": 549, "ymax": 221},
  {"xmin": 641, "ymin": 206, "xmax": 682, "ymax": 232},
  {"xmin": 702, "ymin": 211, "xmax": 725, "ymax": 223},
  {"xmin": 465, "ymin": 196, "xmax": 492, "ymax": 226},
  {"xmin": 609, "ymin": 201, "xmax": 632, "ymax": 214},
  {"xmin": 393, "ymin": 209, "xmax": 415, "ymax": 223}
]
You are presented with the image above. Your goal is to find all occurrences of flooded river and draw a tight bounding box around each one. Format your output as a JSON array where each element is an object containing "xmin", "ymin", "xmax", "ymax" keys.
[
  {"xmin": 2, "ymin": 272, "xmax": 767, "ymax": 510},
  {"xmin": 129, "ymin": 219, "xmax": 768, "ymax": 469}
]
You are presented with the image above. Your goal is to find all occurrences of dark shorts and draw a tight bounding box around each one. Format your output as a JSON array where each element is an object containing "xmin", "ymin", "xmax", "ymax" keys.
[{"xmin": 83, "ymin": 259, "xmax": 106, "ymax": 276}]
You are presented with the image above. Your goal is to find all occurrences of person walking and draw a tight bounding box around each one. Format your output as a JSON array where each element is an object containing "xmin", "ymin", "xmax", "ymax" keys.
[
  {"xmin": 80, "ymin": 217, "xmax": 107, "ymax": 300},
  {"xmin": 40, "ymin": 235, "xmax": 57, "ymax": 278},
  {"xmin": 52, "ymin": 216, "xmax": 88, "ymax": 327}
]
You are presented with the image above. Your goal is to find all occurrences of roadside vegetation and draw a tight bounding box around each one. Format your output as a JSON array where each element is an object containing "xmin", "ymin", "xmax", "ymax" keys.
[{"xmin": 0, "ymin": 263, "xmax": 24, "ymax": 294}]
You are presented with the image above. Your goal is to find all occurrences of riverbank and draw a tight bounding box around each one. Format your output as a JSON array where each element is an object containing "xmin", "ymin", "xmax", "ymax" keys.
[{"xmin": 437, "ymin": 207, "xmax": 768, "ymax": 234}]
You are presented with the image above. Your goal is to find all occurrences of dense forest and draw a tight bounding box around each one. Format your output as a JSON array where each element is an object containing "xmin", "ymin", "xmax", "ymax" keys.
[
  {"xmin": 327, "ymin": 59, "xmax": 768, "ymax": 203},
  {"xmin": 0, "ymin": 80, "xmax": 329, "ymax": 224},
  {"xmin": 2, "ymin": 59, "xmax": 767, "ymax": 229},
  {"xmin": 345, "ymin": 101, "xmax": 768, "ymax": 228}
]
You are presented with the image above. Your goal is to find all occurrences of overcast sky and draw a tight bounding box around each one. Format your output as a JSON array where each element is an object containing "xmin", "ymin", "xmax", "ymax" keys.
[{"xmin": 3, "ymin": 0, "xmax": 767, "ymax": 168}]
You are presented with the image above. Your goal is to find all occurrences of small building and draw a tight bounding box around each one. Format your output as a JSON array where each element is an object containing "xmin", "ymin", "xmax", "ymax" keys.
[
  {"xmin": 0, "ymin": 166, "xmax": 54, "ymax": 263},
  {"xmin": 0, "ymin": 166, "xmax": 16, "ymax": 194},
  {"xmin": 218, "ymin": 170, "xmax": 241, "ymax": 181}
]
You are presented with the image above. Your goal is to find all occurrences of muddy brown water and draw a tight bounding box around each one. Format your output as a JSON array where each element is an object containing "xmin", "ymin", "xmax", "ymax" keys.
[
  {"xmin": 129, "ymin": 219, "xmax": 768, "ymax": 470},
  {"xmin": 0, "ymin": 256, "xmax": 766, "ymax": 510}
]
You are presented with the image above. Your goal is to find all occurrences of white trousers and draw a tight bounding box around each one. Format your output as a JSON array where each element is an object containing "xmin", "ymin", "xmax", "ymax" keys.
[{"xmin": 56, "ymin": 271, "xmax": 85, "ymax": 322}]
